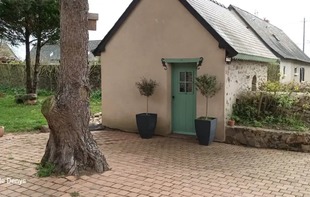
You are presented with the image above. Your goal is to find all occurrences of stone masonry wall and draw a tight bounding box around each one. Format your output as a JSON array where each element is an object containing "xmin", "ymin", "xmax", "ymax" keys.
[
  {"xmin": 225, "ymin": 60, "xmax": 268, "ymax": 120},
  {"xmin": 226, "ymin": 126, "xmax": 310, "ymax": 152}
]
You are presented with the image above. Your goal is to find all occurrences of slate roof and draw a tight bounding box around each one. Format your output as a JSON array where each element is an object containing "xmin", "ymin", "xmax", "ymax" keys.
[
  {"xmin": 31, "ymin": 40, "xmax": 101, "ymax": 64},
  {"xmin": 183, "ymin": 0, "xmax": 276, "ymax": 61},
  {"xmin": 93, "ymin": 0, "xmax": 277, "ymax": 62},
  {"xmin": 0, "ymin": 41, "xmax": 19, "ymax": 62},
  {"xmin": 230, "ymin": 5, "xmax": 310, "ymax": 64}
]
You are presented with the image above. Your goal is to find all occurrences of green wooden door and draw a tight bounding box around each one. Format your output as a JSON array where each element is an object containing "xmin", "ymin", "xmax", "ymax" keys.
[{"xmin": 172, "ymin": 63, "xmax": 196, "ymax": 135}]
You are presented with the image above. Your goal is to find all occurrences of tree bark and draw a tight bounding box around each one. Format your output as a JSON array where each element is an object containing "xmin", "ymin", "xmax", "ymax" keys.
[
  {"xmin": 206, "ymin": 97, "xmax": 209, "ymax": 118},
  {"xmin": 32, "ymin": 35, "xmax": 41, "ymax": 94},
  {"xmin": 41, "ymin": 0, "xmax": 109, "ymax": 176},
  {"xmin": 25, "ymin": 28, "xmax": 33, "ymax": 94}
]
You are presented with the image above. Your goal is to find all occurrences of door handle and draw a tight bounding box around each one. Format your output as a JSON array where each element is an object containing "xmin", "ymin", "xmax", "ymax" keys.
[{"xmin": 172, "ymin": 96, "xmax": 175, "ymax": 99}]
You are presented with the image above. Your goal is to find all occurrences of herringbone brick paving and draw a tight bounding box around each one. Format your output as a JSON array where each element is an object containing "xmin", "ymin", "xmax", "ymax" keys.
[{"xmin": 0, "ymin": 130, "xmax": 310, "ymax": 197}]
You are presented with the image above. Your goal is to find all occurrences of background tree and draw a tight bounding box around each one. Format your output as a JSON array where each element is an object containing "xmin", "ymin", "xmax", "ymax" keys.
[
  {"xmin": 0, "ymin": 0, "xmax": 59, "ymax": 94},
  {"xmin": 41, "ymin": 0, "xmax": 110, "ymax": 175},
  {"xmin": 31, "ymin": 0, "xmax": 60, "ymax": 93}
]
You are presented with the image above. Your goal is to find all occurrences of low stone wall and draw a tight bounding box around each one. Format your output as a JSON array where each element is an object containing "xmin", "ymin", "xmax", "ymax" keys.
[{"xmin": 226, "ymin": 126, "xmax": 310, "ymax": 152}]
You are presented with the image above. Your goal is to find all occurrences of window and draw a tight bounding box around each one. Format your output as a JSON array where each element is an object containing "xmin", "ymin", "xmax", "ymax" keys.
[
  {"xmin": 251, "ymin": 75, "xmax": 257, "ymax": 91},
  {"xmin": 300, "ymin": 67, "xmax": 305, "ymax": 82},
  {"xmin": 294, "ymin": 68, "xmax": 298, "ymax": 76},
  {"xmin": 283, "ymin": 66, "xmax": 286, "ymax": 75},
  {"xmin": 179, "ymin": 72, "xmax": 193, "ymax": 93}
]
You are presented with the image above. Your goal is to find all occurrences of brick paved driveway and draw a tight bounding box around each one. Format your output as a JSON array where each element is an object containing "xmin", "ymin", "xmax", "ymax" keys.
[{"xmin": 0, "ymin": 130, "xmax": 310, "ymax": 197}]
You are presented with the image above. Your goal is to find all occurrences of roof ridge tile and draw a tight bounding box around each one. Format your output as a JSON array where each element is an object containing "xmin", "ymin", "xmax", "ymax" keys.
[{"xmin": 209, "ymin": 0, "xmax": 226, "ymax": 9}]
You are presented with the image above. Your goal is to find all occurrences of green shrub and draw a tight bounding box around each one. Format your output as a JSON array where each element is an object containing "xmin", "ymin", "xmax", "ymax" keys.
[
  {"xmin": 36, "ymin": 162, "xmax": 55, "ymax": 177},
  {"xmin": 0, "ymin": 85, "xmax": 25, "ymax": 95},
  {"xmin": 259, "ymin": 81, "xmax": 310, "ymax": 93},
  {"xmin": 195, "ymin": 74, "xmax": 221, "ymax": 118},
  {"xmin": 136, "ymin": 77, "xmax": 158, "ymax": 114},
  {"xmin": 267, "ymin": 63, "xmax": 280, "ymax": 82},
  {"xmin": 232, "ymin": 91, "xmax": 309, "ymax": 131},
  {"xmin": 70, "ymin": 192, "xmax": 80, "ymax": 197},
  {"xmin": 37, "ymin": 89, "xmax": 53, "ymax": 96},
  {"xmin": 90, "ymin": 90, "xmax": 101, "ymax": 100}
]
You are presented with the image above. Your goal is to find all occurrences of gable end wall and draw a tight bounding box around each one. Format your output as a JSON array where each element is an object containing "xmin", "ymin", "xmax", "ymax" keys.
[
  {"xmin": 100, "ymin": 0, "xmax": 227, "ymax": 141},
  {"xmin": 225, "ymin": 60, "xmax": 268, "ymax": 119}
]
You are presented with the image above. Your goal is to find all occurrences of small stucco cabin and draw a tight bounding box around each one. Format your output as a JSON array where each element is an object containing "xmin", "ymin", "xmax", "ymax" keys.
[{"xmin": 93, "ymin": 0, "xmax": 277, "ymax": 141}]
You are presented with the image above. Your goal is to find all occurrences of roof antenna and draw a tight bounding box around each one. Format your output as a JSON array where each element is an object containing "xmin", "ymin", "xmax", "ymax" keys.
[
  {"xmin": 303, "ymin": 17, "xmax": 306, "ymax": 52},
  {"xmin": 254, "ymin": 10, "xmax": 258, "ymax": 16}
]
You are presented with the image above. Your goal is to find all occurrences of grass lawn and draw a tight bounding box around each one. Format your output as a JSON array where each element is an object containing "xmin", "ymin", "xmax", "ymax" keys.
[{"xmin": 0, "ymin": 93, "xmax": 101, "ymax": 132}]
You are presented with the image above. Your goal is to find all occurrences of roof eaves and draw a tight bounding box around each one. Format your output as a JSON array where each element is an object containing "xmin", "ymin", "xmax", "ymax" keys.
[
  {"xmin": 233, "ymin": 53, "xmax": 279, "ymax": 64},
  {"xmin": 92, "ymin": 0, "xmax": 141, "ymax": 56},
  {"xmin": 284, "ymin": 57, "xmax": 310, "ymax": 65},
  {"xmin": 179, "ymin": 0, "xmax": 237, "ymax": 57}
]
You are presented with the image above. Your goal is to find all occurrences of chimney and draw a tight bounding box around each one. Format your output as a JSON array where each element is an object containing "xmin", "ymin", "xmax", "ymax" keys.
[
  {"xmin": 263, "ymin": 18, "xmax": 270, "ymax": 23},
  {"xmin": 88, "ymin": 13, "xmax": 99, "ymax": 31}
]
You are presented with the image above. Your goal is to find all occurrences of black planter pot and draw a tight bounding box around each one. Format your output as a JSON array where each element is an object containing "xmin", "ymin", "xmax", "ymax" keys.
[
  {"xmin": 195, "ymin": 118, "xmax": 217, "ymax": 145},
  {"xmin": 136, "ymin": 113, "xmax": 157, "ymax": 139}
]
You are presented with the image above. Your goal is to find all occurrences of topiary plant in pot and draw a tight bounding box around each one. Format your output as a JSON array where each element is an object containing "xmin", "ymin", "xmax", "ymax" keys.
[
  {"xmin": 136, "ymin": 77, "xmax": 158, "ymax": 139},
  {"xmin": 195, "ymin": 74, "xmax": 221, "ymax": 145}
]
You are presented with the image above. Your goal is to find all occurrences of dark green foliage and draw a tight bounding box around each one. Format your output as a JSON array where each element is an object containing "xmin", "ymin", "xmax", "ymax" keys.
[
  {"xmin": 232, "ymin": 92, "xmax": 309, "ymax": 131},
  {"xmin": 0, "ymin": 85, "xmax": 25, "ymax": 95},
  {"xmin": 195, "ymin": 74, "xmax": 221, "ymax": 98},
  {"xmin": 0, "ymin": 88, "xmax": 101, "ymax": 132},
  {"xmin": 136, "ymin": 78, "xmax": 158, "ymax": 114},
  {"xmin": 36, "ymin": 162, "xmax": 55, "ymax": 177},
  {"xmin": 136, "ymin": 78, "xmax": 158, "ymax": 97},
  {"xmin": 37, "ymin": 89, "xmax": 54, "ymax": 96},
  {"xmin": 0, "ymin": 64, "xmax": 25, "ymax": 88},
  {"xmin": 0, "ymin": 63, "xmax": 101, "ymax": 92},
  {"xmin": 195, "ymin": 74, "xmax": 221, "ymax": 117},
  {"xmin": 70, "ymin": 192, "xmax": 80, "ymax": 197},
  {"xmin": 260, "ymin": 81, "xmax": 310, "ymax": 93},
  {"xmin": 0, "ymin": 0, "xmax": 59, "ymax": 46},
  {"xmin": 89, "ymin": 64, "xmax": 101, "ymax": 90},
  {"xmin": 91, "ymin": 90, "xmax": 101, "ymax": 100},
  {"xmin": 267, "ymin": 63, "xmax": 280, "ymax": 82},
  {"xmin": 0, "ymin": 0, "xmax": 60, "ymax": 93}
]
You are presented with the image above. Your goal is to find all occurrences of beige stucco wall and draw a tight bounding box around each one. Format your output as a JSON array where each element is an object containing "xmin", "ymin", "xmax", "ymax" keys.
[
  {"xmin": 280, "ymin": 59, "xmax": 310, "ymax": 83},
  {"xmin": 225, "ymin": 60, "xmax": 268, "ymax": 119},
  {"xmin": 100, "ymin": 0, "xmax": 227, "ymax": 141}
]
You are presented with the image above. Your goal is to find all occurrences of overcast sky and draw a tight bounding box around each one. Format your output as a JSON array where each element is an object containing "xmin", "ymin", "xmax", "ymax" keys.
[
  {"xmin": 88, "ymin": 0, "xmax": 310, "ymax": 57},
  {"xmin": 13, "ymin": 0, "xmax": 310, "ymax": 58}
]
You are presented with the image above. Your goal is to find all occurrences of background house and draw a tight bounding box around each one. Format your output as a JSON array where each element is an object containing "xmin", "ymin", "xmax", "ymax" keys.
[
  {"xmin": 93, "ymin": 0, "xmax": 277, "ymax": 141},
  {"xmin": 0, "ymin": 41, "xmax": 19, "ymax": 63},
  {"xmin": 30, "ymin": 40, "xmax": 101, "ymax": 65},
  {"xmin": 230, "ymin": 5, "xmax": 310, "ymax": 83}
]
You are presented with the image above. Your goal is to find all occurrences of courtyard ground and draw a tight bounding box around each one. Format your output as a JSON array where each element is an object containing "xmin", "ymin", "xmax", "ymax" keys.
[{"xmin": 0, "ymin": 130, "xmax": 310, "ymax": 197}]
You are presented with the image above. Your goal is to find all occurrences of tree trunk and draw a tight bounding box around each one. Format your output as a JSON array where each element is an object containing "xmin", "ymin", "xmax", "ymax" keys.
[
  {"xmin": 41, "ymin": 0, "xmax": 109, "ymax": 176},
  {"xmin": 32, "ymin": 36, "xmax": 42, "ymax": 94},
  {"xmin": 25, "ymin": 28, "xmax": 33, "ymax": 94},
  {"xmin": 206, "ymin": 97, "xmax": 209, "ymax": 118}
]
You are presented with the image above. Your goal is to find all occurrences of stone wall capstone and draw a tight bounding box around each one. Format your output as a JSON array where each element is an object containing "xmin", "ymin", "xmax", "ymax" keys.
[{"xmin": 226, "ymin": 126, "xmax": 310, "ymax": 152}]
